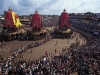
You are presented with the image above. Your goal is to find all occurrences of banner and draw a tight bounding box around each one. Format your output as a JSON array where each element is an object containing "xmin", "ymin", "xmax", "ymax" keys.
[{"xmin": 12, "ymin": 12, "xmax": 22, "ymax": 27}]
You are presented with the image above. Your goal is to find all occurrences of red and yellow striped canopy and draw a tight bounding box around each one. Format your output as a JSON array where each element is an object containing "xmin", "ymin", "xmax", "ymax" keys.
[{"xmin": 4, "ymin": 8, "xmax": 22, "ymax": 28}]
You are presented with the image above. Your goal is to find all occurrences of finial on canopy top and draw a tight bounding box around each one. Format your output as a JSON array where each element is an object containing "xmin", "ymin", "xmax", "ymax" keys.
[
  {"xmin": 8, "ymin": 7, "xmax": 12, "ymax": 11},
  {"xmin": 63, "ymin": 9, "xmax": 66, "ymax": 12},
  {"xmin": 35, "ymin": 10, "xmax": 38, "ymax": 14},
  {"xmin": 9, "ymin": 7, "xmax": 11, "ymax": 10}
]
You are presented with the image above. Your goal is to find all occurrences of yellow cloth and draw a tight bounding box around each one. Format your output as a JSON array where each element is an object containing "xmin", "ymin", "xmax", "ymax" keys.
[{"xmin": 12, "ymin": 12, "xmax": 22, "ymax": 27}]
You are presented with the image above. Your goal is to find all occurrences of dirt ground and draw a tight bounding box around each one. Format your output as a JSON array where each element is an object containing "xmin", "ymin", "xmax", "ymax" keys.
[{"xmin": 0, "ymin": 31, "xmax": 86, "ymax": 60}]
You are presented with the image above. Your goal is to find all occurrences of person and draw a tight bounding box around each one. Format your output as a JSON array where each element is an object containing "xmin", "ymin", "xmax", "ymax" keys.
[
  {"xmin": 30, "ymin": 48, "xmax": 34, "ymax": 53},
  {"xmin": 76, "ymin": 37, "xmax": 78, "ymax": 42},
  {"xmin": 56, "ymin": 41, "xmax": 58, "ymax": 43},
  {"xmin": 54, "ymin": 49, "xmax": 57, "ymax": 54},
  {"xmin": 45, "ymin": 51, "xmax": 48, "ymax": 56},
  {"xmin": 71, "ymin": 35, "xmax": 73, "ymax": 39},
  {"xmin": 32, "ymin": 41, "xmax": 35, "ymax": 47},
  {"xmin": 27, "ymin": 35, "xmax": 29, "ymax": 40},
  {"xmin": 2, "ymin": 47, "xmax": 5, "ymax": 52},
  {"xmin": 0, "ymin": 42, "xmax": 1, "ymax": 46},
  {"xmin": 2, "ymin": 40, "xmax": 5, "ymax": 43},
  {"xmin": 67, "ymin": 40, "xmax": 69, "ymax": 44},
  {"xmin": 55, "ymin": 41, "xmax": 58, "ymax": 46}
]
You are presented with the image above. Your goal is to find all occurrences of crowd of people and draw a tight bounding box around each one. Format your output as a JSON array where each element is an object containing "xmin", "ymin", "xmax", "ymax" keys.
[
  {"xmin": 0, "ymin": 24, "xmax": 100, "ymax": 75},
  {"xmin": 42, "ymin": 16, "xmax": 59, "ymax": 27}
]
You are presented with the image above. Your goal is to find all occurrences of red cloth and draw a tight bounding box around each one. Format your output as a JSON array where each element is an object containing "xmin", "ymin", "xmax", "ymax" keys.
[
  {"xmin": 4, "ymin": 9, "xmax": 15, "ymax": 28},
  {"xmin": 15, "ymin": 14, "xmax": 18, "ymax": 18},
  {"xmin": 31, "ymin": 11, "xmax": 42, "ymax": 28},
  {"xmin": 59, "ymin": 11, "xmax": 70, "ymax": 27}
]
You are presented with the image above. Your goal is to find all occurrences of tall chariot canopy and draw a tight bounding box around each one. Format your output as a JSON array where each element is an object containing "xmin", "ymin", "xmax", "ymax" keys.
[
  {"xmin": 31, "ymin": 10, "xmax": 43, "ymax": 29},
  {"xmin": 4, "ymin": 7, "xmax": 22, "ymax": 28},
  {"xmin": 59, "ymin": 9, "xmax": 70, "ymax": 27}
]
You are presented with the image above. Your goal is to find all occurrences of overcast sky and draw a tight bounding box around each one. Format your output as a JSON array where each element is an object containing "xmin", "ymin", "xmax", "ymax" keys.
[{"xmin": 0, "ymin": 0, "xmax": 100, "ymax": 15}]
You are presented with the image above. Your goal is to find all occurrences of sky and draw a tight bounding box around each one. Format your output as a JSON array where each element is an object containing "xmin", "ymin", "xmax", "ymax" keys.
[{"xmin": 0, "ymin": 0, "xmax": 100, "ymax": 15}]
